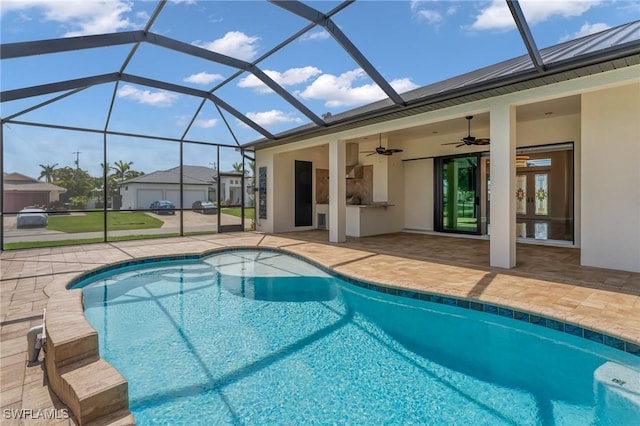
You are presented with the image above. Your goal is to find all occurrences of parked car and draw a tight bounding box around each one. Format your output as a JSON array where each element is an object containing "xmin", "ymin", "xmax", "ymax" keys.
[
  {"xmin": 192, "ymin": 200, "xmax": 218, "ymax": 215},
  {"xmin": 149, "ymin": 200, "xmax": 176, "ymax": 215},
  {"xmin": 16, "ymin": 208, "xmax": 48, "ymax": 228}
]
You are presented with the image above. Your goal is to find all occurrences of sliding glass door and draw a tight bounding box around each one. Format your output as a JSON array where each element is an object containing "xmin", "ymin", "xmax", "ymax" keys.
[{"xmin": 435, "ymin": 154, "xmax": 481, "ymax": 234}]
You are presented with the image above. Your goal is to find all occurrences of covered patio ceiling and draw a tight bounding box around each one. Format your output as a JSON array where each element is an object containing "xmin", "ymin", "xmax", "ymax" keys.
[{"xmin": 2, "ymin": 1, "xmax": 638, "ymax": 153}]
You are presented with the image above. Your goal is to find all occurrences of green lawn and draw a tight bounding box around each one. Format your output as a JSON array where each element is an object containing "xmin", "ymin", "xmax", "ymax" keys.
[
  {"xmin": 4, "ymin": 233, "xmax": 182, "ymax": 250},
  {"xmin": 221, "ymin": 207, "xmax": 255, "ymax": 220},
  {"xmin": 47, "ymin": 212, "xmax": 163, "ymax": 233}
]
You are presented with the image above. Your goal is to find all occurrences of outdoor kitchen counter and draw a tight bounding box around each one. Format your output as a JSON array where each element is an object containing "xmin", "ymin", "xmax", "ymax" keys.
[
  {"xmin": 346, "ymin": 204, "xmax": 395, "ymax": 237},
  {"xmin": 346, "ymin": 203, "xmax": 394, "ymax": 208}
]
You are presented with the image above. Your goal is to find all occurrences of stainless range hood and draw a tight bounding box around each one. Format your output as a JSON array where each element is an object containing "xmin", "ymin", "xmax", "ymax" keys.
[{"xmin": 346, "ymin": 143, "xmax": 363, "ymax": 179}]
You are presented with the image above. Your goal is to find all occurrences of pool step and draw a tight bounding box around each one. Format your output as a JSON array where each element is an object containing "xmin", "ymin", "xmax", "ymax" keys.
[
  {"xmin": 59, "ymin": 358, "xmax": 129, "ymax": 425},
  {"xmin": 45, "ymin": 289, "xmax": 133, "ymax": 426},
  {"xmin": 86, "ymin": 409, "xmax": 135, "ymax": 426}
]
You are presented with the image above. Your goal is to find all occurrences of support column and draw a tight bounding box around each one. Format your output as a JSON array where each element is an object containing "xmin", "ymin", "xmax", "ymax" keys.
[
  {"xmin": 489, "ymin": 104, "xmax": 516, "ymax": 268},
  {"xmin": 329, "ymin": 139, "xmax": 346, "ymax": 243}
]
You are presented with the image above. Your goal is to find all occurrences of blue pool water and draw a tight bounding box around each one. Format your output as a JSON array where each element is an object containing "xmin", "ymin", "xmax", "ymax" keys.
[{"xmin": 76, "ymin": 250, "xmax": 640, "ymax": 425}]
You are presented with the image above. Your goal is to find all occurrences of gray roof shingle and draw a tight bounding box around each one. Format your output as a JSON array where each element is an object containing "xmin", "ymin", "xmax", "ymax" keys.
[{"xmin": 122, "ymin": 166, "xmax": 244, "ymax": 185}]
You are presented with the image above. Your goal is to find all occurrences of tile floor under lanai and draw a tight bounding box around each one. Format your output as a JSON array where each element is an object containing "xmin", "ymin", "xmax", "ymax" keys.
[{"xmin": 1, "ymin": 231, "xmax": 639, "ymax": 425}]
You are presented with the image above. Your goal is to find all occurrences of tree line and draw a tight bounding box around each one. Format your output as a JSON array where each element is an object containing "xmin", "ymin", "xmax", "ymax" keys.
[{"xmin": 38, "ymin": 161, "xmax": 144, "ymax": 209}]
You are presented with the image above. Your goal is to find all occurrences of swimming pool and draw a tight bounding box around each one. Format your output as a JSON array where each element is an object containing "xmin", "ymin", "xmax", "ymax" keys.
[{"xmin": 76, "ymin": 250, "xmax": 640, "ymax": 425}]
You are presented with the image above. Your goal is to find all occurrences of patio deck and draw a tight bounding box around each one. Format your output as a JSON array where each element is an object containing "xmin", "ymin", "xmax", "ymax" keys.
[{"xmin": 1, "ymin": 231, "xmax": 639, "ymax": 425}]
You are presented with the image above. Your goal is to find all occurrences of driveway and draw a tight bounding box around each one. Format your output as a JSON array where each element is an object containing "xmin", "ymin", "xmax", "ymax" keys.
[{"xmin": 151, "ymin": 211, "xmax": 251, "ymax": 228}]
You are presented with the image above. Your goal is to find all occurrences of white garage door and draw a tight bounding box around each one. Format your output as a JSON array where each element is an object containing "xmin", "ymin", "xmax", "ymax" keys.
[
  {"xmin": 185, "ymin": 189, "xmax": 207, "ymax": 208},
  {"xmin": 137, "ymin": 189, "xmax": 163, "ymax": 210},
  {"xmin": 165, "ymin": 189, "xmax": 206, "ymax": 208},
  {"xmin": 165, "ymin": 190, "xmax": 180, "ymax": 208}
]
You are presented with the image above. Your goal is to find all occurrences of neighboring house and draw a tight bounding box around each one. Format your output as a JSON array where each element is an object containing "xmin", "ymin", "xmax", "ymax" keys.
[
  {"xmin": 3, "ymin": 172, "xmax": 66, "ymax": 212},
  {"xmin": 119, "ymin": 166, "xmax": 253, "ymax": 210}
]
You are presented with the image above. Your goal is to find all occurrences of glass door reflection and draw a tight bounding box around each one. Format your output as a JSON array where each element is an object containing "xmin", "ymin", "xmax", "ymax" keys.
[{"xmin": 437, "ymin": 155, "xmax": 480, "ymax": 234}]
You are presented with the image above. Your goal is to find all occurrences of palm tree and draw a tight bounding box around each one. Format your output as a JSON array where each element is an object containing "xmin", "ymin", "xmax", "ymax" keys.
[
  {"xmin": 231, "ymin": 161, "xmax": 243, "ymax": 173},
  {"xmin": 111, "ymin": 160, "xmax": 133, "ymax": 182},
  {"xmin": 100, "ymin": 162, "xmax": 111, "ymax": 177},
  {"xmin": 38, "ymin": 163, "xmax": 58, "ymax": 183}
]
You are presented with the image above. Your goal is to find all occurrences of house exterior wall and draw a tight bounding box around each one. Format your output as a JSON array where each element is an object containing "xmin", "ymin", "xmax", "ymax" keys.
[
  {"xmin": 404, "ymin": 158, "xmax": 434, "ymax": 231},
  {"xmin": 270, "ymin": 147, "xmax": 329, "ymax": 233},
  {"xmin": 120, "ymin": 183, "xmax": 208, "ymax": 210},
  {"xmin": 581, "ymin": 83, "xmax": 640, "ymax": 272}
]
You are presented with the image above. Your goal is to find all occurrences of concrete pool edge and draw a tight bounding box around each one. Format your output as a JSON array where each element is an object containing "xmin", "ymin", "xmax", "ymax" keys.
[{"xmin": 63, "ymin": 245, "xmax": 640, "ymax": 357}]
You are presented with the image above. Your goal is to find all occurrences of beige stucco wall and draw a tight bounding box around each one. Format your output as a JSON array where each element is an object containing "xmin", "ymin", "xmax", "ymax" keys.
[
  {"xmin": 581, "ymin": 83, "xmax": 640, "ymax": 272},
  {"xmin": 515, "ymin": 113, "xmax": 580, "ymax": 147},
  {"xmin": 404, "ymin": 158, "xmax": 434, "ymax": 231},
  {"xmin": 269, "ymin": 147, "xmax": 329, "ymax": 233}
]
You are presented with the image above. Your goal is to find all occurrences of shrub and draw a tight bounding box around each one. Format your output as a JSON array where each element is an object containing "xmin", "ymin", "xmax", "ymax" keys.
[
  {"xmin": 48, "ymin": 200, "xmax": 70, "ymax": 214},
  {"xmin": 69, "ymin": 196, "xmax": 88, "ymax": 210}
]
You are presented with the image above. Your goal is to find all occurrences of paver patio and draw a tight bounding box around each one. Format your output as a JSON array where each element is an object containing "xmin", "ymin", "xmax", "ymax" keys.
[{"xmin": 1, "ymin": 231, "xmax": 638, "ymax": 424}]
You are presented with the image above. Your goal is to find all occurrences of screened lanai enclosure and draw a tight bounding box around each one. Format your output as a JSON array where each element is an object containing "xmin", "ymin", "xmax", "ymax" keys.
[{"xmin": 2, "ymin": 1, "xmax": 639, "ymax": 251}]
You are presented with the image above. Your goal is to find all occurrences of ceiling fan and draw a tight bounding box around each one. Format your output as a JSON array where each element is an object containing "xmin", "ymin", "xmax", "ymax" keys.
[
  {"xmin": 442, "ymin": 115, "xmax": 490, "ymax": 147},
  {"xmin": 361, "ymin": 134, "xmax": 403, "ymax": 156}
]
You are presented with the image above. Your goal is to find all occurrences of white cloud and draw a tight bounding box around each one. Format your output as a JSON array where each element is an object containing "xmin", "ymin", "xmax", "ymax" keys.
[
  {"xmin": 560, "ymin": 21, "xmax": 611, "ymax": 41},
  {"xmin": 389, "ymin": 78, "xmax": 420, "ymax": 94},
  {"xmin": 175, "ymin": 115, "xmax": 218, "ymax": 128},
  {"xmin": 411, "ymin": 0, "xmax": 453, "ymax": 26},
  {"xmin": 470, "ymin": 0, "xmax": 603, "ymax": 31},
  {"xmin": 183, "ymin": 72, "xmax": 224, "ymax": 85},
  {"xmin": 117, "ymin": 84, "xmax": 178, "ymax": 107},
  {"xmin": 238, "ymin": 66, "xmax": 322, "ymax": 94},
  {"xmin": 244, "ymin": 110, "xmax": 302, "ymax": 127},
  {"xmin": 193, "ymin": 31, "xmax": 260, "ymax": 61},
  {"xmin": 300, "ymin": 29, "xmax": 331, "ymax": 42},
  {"xmin": 1, "ymin": 0, "xmax": 140, "ymax": 37},
  {"xmin": 410, "ymin": 1, "xmax": 424, "ymax": 12},
  {"xmin": 298, "ymin": 69, "xmax": 418, "ymax": 108},
  {"xmin": 175, "ymin": 115, "xmax": 190, "ymax": 126},
  {"xmin": 195, "ymin": 118, "xmax": 218, "ymax": 128},
  {"xmin": 417, "ymin": 9, "xmax": 443, "ymax": 25}
]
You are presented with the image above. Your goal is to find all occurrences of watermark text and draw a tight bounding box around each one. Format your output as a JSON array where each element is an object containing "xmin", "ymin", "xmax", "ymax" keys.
[{"xmin": 3, "ymin": 408, "xmax": 69, "ymax": 420}]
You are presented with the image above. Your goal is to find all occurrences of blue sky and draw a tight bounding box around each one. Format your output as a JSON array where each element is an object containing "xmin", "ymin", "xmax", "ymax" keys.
[{"xmin": 2, "ymin": 0, "xmax": 638, "ymax": 178}]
